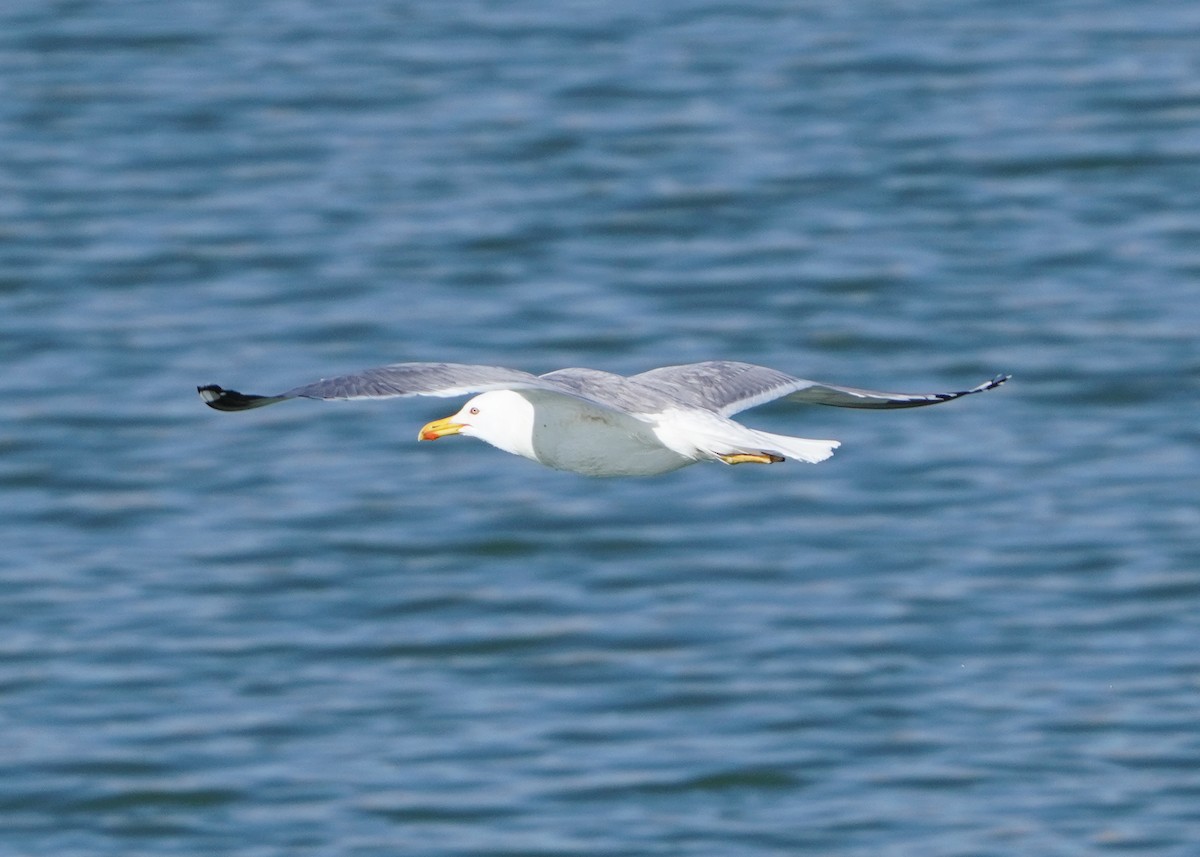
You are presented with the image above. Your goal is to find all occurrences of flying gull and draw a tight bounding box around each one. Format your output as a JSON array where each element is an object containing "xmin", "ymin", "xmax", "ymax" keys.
[{"xmin": 198, "ymin": 361, "xmax": 1008, "ymax": 478}]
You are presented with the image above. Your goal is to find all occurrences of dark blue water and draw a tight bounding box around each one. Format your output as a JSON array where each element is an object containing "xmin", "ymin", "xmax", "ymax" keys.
[{"xmin": 2, "ymin": 1, "xmax": 1198, "ymax": 855}]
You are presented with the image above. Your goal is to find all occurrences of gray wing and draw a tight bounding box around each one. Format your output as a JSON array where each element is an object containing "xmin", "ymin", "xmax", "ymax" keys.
[
  {"xmin": 198, "ymin": 362, "xmax": 568, "ymax": 412},
  {"xmin": 537, "ymin": 367, "xmax": 670, "ymax": 414},
  {"xmin": 631, "ymin": 361, "xmax": 1010, "ymax": 416}
]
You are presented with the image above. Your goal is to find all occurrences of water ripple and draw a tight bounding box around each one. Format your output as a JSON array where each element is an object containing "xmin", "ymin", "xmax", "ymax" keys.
[{"xmin": 3, "ymin": 0, "xmax": 1199, "ymax": 855}]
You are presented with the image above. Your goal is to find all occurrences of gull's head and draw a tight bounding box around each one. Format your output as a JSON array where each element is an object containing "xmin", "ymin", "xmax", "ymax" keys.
[{"xmin": 418, "ymin": 390, "xmax": 536, "ymax": 458}]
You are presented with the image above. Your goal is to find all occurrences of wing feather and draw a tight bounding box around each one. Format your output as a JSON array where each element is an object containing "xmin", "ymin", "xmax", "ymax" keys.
[
  {"xmin": 199, "ymin": 362, "xmax": 563, "ymax": 412},
  {"xmin": 200, "ymin": 359, "xmax": 1009, "ymax": 417},
  {"xmin": 631, "ymin": 361, "xmax": 1009, "ymax": 415}
]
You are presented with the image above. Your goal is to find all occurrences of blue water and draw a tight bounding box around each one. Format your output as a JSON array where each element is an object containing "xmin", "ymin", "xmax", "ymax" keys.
[{"xmin": 2, "ymin": 1, "xmax": 1199, "ymax": 854}]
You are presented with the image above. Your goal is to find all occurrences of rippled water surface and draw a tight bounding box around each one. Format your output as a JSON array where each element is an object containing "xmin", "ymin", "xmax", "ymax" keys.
[{"xmin": 3, "ymin": 1, "xmax": 1199, "ymax": 855}]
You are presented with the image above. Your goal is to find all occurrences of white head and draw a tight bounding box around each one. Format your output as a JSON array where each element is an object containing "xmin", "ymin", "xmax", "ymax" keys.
[{"xmin": 417, "ymin": 390, "xmax": 536, "ymax": 459}]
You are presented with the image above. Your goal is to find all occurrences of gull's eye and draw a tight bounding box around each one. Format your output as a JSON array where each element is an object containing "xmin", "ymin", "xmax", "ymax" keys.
[{"xmin": 469, "ymin": 407, "xmax": 479, "ymax": 415}]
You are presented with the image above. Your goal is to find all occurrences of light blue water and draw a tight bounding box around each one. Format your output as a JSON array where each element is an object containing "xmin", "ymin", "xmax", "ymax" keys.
[{"xmin": 2, "ymin": 1, "xmax": 1198, "ymax": 855}]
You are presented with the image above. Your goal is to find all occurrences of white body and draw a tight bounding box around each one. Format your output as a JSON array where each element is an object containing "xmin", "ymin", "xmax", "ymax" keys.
[{"xmin": 442, "ymin": 390, "xmax": 838, "ymax": 477}]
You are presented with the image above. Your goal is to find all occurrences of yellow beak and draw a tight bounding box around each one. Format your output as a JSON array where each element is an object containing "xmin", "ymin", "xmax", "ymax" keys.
[{"xmin": 418, "ymin": 415, "xmax": 464, "ymax": 441}]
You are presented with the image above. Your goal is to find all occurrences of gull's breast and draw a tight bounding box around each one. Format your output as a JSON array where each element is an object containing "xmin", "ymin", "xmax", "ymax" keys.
[{"xmin": 524, "ymin": 397, "xmax": 691, "ymax": 477}]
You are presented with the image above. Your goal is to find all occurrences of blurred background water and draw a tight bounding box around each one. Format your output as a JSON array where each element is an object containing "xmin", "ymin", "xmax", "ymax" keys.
[{"xmin": 2, "ymin": 0, "xmax": 1198, "ymax": 855}]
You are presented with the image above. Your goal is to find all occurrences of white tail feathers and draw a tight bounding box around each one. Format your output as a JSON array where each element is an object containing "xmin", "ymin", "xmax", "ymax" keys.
[
  {"xmin": 748, "ymin": 429, "xmax": 840, "ymax": 464},
  {"xmin": 651, "ymin": 410, "xmax": 840, "ymax": 466}
]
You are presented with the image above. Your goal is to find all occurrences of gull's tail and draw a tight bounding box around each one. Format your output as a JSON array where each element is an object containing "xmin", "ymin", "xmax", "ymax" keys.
[
  {"xmin": 747, "ymin": 428, "xmax": 840, "ymax": 464},
  {"xmin": 657, "ymin": 410, "xmax": 841, "ymax": 466}
]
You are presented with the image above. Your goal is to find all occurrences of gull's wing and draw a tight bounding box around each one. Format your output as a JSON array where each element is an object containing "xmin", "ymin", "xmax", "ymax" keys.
[
  {"xmin": 199, "ymin": 362, "xmax": 569, "ymax": 412},
  {"xmin": 631, "ymin": 361, "xmax": 1010, "ymax": 416}
]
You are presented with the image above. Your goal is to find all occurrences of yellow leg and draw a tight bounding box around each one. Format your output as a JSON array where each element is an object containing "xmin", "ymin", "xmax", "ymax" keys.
[{"xmin": 719, "ymin": 452, "xmax": 785, "ymax": 465}]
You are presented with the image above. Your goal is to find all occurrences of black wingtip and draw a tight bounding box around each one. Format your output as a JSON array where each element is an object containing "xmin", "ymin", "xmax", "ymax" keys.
[
  {"xmin": 919, "ymin": 374, "xmax": 1011, "ymax": 406},
  {"xmin": 982, "ymin": 374, "xmax": 1012, "ymax": 391},
  {"xmin": 197, "ymin": 385, "xmax": 282, "ymax": 412}
]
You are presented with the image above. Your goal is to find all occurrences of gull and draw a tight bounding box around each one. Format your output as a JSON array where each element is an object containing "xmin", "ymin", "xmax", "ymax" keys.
[{"xmin": 198, "ymin": 361, "xmax": 1008, "ymax": 478}]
